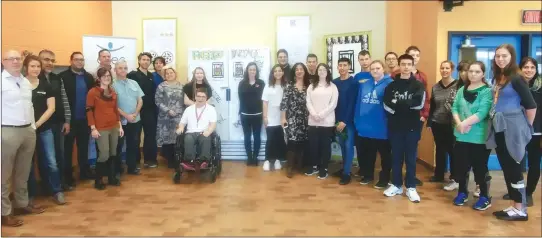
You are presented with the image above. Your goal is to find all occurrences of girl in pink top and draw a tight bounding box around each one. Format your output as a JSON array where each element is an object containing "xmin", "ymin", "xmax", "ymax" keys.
[{"xmin": 305, "ymin": 63, "xmax": 339, "ymax": 179}]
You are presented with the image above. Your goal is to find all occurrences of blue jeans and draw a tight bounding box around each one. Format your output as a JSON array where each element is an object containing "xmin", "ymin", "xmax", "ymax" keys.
[
  {"xmin": 338, "ymin": 124, "xmax": 355, "ymax": 175},
  {"xmin": 389, "ymin": 129, "xmax": 420, "ymax": 189},
  {"xmin": 50, "ymin": 123, "xmax": 65, "ymax": 185},
  {"xmin": 36, "ymin": 129, "xmax": 62, "ymax": 194}
]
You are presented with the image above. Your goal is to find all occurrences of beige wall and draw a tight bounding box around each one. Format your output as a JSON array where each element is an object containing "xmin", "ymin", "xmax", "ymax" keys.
[
  {"xmin": 111, "ymin": 1, "xmax": 387, "ymax": 81},
  {"xmin": 1, "ymin": 1, "xmax": 112, "ymax": 65}
]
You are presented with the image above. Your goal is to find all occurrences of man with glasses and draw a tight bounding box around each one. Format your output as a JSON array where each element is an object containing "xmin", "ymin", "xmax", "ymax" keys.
[
  {"xmin": 38, "ymin": 50, "xmax": 72, "ymax": 195},
  {"xmin": 58, "ymin": 52, "xmax": 95, "ymax": 188},
  {"xmin": 385, "ymin": 52, "xmax": 399, "ymax": 77},
  {"xmin": 2, "ymin": 50, "xmax": 43, "ymax": 227}
]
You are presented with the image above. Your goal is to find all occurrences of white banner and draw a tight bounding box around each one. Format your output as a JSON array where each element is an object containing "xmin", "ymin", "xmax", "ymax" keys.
[
  {"xmin": 82, "ymin": 35, "xmax": 137, "ymax": 73},
  {"xmin": 187, "ymin": 48, "xmax": 229, "ymax": 139},
  {"xmin": 228, "ymin": 47, "xmax": 271, "ymax": 141},
  {"xmin": 143, "ymin": 18, "xmax": 177, "ymax": 69},
  {"xmin": 276, "ymin": 16, "xmax": 311, "ymax": 65}
]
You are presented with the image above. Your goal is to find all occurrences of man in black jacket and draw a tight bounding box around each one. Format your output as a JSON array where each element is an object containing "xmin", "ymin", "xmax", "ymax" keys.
[
  {"xmin": 127, "ymin": 52, "xmax": 158, "ymax": 168},
  {"xmin": 38, "ymin": 50, "xmax": 72, "ymax": 195},
  {"xmin": 58, "ymin": 52, "xmax": 95, "ymax": 187}
]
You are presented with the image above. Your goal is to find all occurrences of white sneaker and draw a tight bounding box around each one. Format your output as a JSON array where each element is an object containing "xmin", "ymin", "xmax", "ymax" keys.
[
  {"xmin": 262, "ymin": 160, "xmax": 270, "ymax": 171},
  {"xmin": 274, "ymin": 160, "xmax": 282, "ymax": 170},
  {"xmin": 473, "ymin": 185, "xmax": 481, "ymax": 197},
  {"xmin": 383, "ymin": 185, "xmax": 403, "ymax": 197},
  {"xmin": 406, "ymin": 188, "xmax": 421, "ymax": 203},
  {"xmin": 444, "ymin": 180, "xmax": 459, "ymax": 191}
]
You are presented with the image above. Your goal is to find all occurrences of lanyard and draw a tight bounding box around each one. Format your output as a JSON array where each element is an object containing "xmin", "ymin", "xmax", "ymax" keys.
[{"xmin": 195, "ymin": 105, "xmax": 207, "ymax": 127}]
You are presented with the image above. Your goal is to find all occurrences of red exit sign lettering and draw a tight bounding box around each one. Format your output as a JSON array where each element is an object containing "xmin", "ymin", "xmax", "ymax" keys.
[{"xmin": 522, "ymin": 10, "xmax": 541, "ymax": 24}]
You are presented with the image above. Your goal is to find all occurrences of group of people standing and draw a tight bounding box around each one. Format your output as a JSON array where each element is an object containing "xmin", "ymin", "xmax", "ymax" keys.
[
  {"xmin": 0, "ymin": 48, "xmax": 215, "ymax": 227},
  {"xmin": 238, "ymin": 45, "xmax": 540, "ymax": 222}
]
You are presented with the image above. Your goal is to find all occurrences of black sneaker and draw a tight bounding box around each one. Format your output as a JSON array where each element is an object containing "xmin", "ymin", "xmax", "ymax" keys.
[
  {"xmin": 339, "ymin": 174, "xmax": 351, "ymax": 185},
  {"xmin": 304, "ymin": 167, "xmax": 318, "ymax": 176},
  {"xmin": 374, "ymin": 180, "xmax": 388, "ymax": 189},
  {"xmin": 502, "ymin": 193, "xmax": 511, "ymax": 200},
  {"xmin": 332, "ymin": 169, "xmax": 344, "ymax": 177},
  {"xmin": 317, "ymin": 169, "xmax": 328, "ymax": 179},
  {"xmin": 359, "ymin": 177, "xmax": 374, "ymax": 185}
]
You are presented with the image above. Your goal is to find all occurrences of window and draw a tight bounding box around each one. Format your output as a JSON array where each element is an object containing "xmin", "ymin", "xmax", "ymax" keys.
[{"xmin": 476, "ymin": 48, "xmax": 496, "ymax": 83}]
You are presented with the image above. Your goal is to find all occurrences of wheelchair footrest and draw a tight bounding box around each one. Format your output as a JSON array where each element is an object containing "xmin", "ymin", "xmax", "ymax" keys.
[{"xmin": 181, "ymin": 161, "xmax": 208, "ymax": 171}]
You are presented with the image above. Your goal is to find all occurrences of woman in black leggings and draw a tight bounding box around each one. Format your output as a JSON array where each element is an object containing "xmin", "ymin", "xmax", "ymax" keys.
[
  {"xmin": 488, "ymin": 44, "xmax": 537, "ymax": 221},
  {"xmin": 238, "ymin": 62, "xmax": 265, "ymax": 166},
  {"xmin": 501, "ymin": 57, "xmax": 542, "ymax": 207}
]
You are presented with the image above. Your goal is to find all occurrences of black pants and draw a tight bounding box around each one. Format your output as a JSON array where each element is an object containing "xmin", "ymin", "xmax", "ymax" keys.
[
  {"xmin": 454, "ymin": 142, "xmax": 491, "ymax": 197},
  {"xmin": 526, "ymin": 135, "xmax": 541, "ymax": 196},
  {"xmin": 116, "ymin": 122, "xmax": 142, "ymax": 173},
  {"xmin": 64, "ymin": 119, "xmax": 91, "ymax": 184},
  {"xmin": 265, "ymin": 126, "xmax": 286, "ymax": 161},
  {"xmin": 241, "ymin": 114, "xmax": 262, "ymax": 158},
  {"xmin": 356, "ymin": 136, "xmax": 392, "ymax": 183},
  {"xmin": 161, "ymin": 144, "xmax": 175, "ymax": 168},
  {"xmin": 431, "ymin": 122, "xmax": 455, "ymax": 180},
  {"xmin": 495, "ymin": 132, "xmax": 526, "ymax": 204},
  {"xmin": 308, "ymin": 126, "xmax": 333, "ymax": 172},
  {"xmin": 141, "ymin": 112, "xmax": 158, "ymax": 165},
  {"xmin": 287, "ymin": 140, "xmax": 306, "ymax": 170}
]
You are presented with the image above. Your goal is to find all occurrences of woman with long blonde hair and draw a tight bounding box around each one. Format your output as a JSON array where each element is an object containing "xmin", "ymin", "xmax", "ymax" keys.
[{"xmin": 183, "ymin": 67, "xmax": 213, "ymax": 106}]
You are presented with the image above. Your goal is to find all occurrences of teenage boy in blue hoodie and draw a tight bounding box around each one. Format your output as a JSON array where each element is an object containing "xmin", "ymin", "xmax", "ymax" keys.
[
  {"xmin": 354, "ymin": 60, "xmax": 393, "ymax": 189},
  {"xmin": 351, "ymin": 50, "xmax": 372, "ymax": 177},
  {"xmin": 333, "ymin": 58, "xmax": 358, "ymax": 185},
  {"xmin": 382, "ymin": 54, "xmax": 425, "ymax": 203}
]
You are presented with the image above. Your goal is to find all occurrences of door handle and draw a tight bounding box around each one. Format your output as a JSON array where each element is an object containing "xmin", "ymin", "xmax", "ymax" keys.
[{"xmin": 226, "ymin": 88, "xmax": 231, "ymax": 102}]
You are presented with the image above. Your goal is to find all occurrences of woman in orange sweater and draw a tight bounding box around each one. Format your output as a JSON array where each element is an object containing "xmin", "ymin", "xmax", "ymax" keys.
[{"xmin": 87, "ymin": 67, "xmax": 124, "ymax": 190}]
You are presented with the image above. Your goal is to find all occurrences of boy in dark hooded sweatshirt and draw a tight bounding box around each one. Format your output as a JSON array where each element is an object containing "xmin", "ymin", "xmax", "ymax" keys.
[{"xmin": 382, "ymin": 54, "xmax": 425, "ymax": 203}]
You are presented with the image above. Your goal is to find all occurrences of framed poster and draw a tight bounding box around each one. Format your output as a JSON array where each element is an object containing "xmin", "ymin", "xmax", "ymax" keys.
[
  {"xmin": 276, "ymin": 15, "xmax": 311, "ymax": 65},
  {"xmin": 142, "ymin": 18, "xmax": 177, "ymax": 69},
  {"xmin": 82, "ymin": 35, "xmax": 137, "ymax": 73},
  {"xmin": 324, "ymin": 32, "xmax": 371, "ymax": 79}
]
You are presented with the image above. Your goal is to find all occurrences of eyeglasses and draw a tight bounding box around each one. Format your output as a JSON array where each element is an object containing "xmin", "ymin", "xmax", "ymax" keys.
[{"xmin": 3, "ymin": 57, "xmax": 22, "ymax": 62}]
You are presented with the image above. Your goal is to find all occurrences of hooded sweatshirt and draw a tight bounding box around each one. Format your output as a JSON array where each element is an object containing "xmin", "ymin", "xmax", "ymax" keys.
[
  {"xmin": 354, "ymin": 75, "xmax": 393, "ymax": 139},
  {"xmin": 383, "ymin": 73, "xmax": 426, "ymax": 132}
]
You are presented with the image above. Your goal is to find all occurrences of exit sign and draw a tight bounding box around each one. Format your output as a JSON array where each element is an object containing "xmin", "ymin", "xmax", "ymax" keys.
[{"xmin": 522, "ymin": 10, "xmax": 541, "ymax": 25}]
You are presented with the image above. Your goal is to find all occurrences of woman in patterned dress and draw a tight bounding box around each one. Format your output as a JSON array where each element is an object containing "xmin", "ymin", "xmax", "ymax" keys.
[
  {"xmin": 280, "ymin": 63, "xmax": 310, "ymax": 178},
  {"xmin": 155, "ymin": 66, "xmax": 184, "ymax": 168}
]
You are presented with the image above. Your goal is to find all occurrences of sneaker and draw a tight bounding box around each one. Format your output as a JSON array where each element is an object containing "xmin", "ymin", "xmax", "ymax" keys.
[
  {"xmin": 359, "ymin": 177, "xmax": 374, "ymax": 185},
  {"xmin": 262, "ymin": 160, "xmax": 270, "ymax": 171},
  {"xmin": 53, "ymin": 192, "xmax": 66, "ymax": 205},
  {"xmin": 453, "ymin": 192, "xmax": 468, "ymax": 206},
  {"xmin": 304, "ymin": 166, "xmax": 318, "ymax": 176},
  {"xmin": 274, "ymin": 160, "xmax": 282, "ymax": 170},
  {"xmin": 383, "ymin": 185, "xmax": 403, "ymax": 197},
  {"xmin": 502, "ymin": 193, "xmax": 511, "ymax": 200},
  {"xmin": 406, "ymin": 188, "xmax": 421, "ymax": 203},
  {"xmin": 495, "ymin": 207, "xmax": 528, "ymax": 221},
  {"xmin": 473, "ymin": 185, "xmax": 481, "ymax": 197},
  {"xmin": 339, "ymin": 174, "xmax": 351, "ymax": 185},
  {"xmin": 472, "ymin": 196, "xmax": 491, "ymax": 211},
  {"xmin": 317, "ymin": 169, "xmax": 328, "ymax": 179},
  {"xmin": 374, "ymin": 180, "xmax": 388, "ymax": 189},
  {"xmin": 444, "ymin": 180, "xmax": 459, "ymax": 191}
]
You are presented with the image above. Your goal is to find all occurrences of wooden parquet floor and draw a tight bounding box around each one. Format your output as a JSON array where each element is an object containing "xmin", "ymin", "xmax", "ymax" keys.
[{"xmin": 2, "ymin": 161, "xmax": 541, "ymax": 237}]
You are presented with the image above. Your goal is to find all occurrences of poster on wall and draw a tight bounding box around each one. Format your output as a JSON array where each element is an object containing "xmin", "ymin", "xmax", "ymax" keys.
[
  {"xmin": 324, "ymin": 32, "xmax": 370, "ymax": 79},
  {"xmin": 228, "ymin": 47, "xmax": 271, "ymax": 141},
  {"xmin": 82, "ymin": 35, "xmax": 137, "ymax": 74},
  {"xmin": 187, "ymin": 48, "xmax": 229, "ymax": 138},
  {"xmin": 276, "ymin": 16, "xmax": 311, "ymax": 65},
  {"xmin": 143, "ymin": 18, "xmax": 177, "ymax": 69}
]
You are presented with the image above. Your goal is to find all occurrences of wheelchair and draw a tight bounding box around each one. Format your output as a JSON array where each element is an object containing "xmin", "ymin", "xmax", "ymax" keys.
[{"xmin": 172, "ymin": 131, "xmax": 222, "ymax": 184}]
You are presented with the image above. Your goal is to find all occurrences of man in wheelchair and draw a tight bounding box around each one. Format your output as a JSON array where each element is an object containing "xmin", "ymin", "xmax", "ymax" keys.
[{"xmin": 175, "ymin": 88, "xmax": 217, "ymax": 171}]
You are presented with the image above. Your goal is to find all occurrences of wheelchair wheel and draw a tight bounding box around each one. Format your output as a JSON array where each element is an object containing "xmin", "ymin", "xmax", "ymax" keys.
[
  {"xmin": 215, "ymin": 136, "xmax": 222, "ymax": 175},
  {"xmin": 173, "ymin": 166, "xmax": 183, "ymax": 184},
  {"xmin": 209, "ymin": 166, "xmax": 217, "ymax": 183}
]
